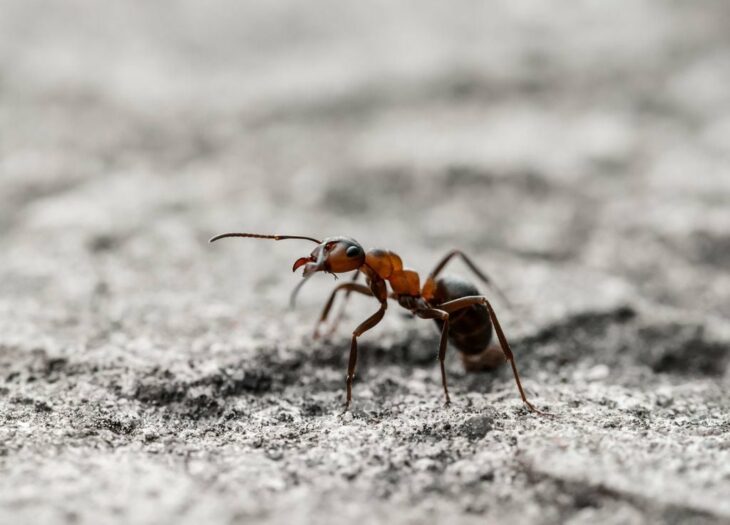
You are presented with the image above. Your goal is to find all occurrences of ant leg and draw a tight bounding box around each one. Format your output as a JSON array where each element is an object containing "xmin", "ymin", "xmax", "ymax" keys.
[
  {"xmin": 290, "ymin": 270, "xmax": 359, "ymax": 309},
  {"xmin": 437, "ymin": 295, "xmax": 548, "ymax": 416},
  {"xmin": 325, "ymin": 271, "xmax": 361, "ymax": 337},
  {"xmin": 313, "ymin": 282, "xmax": 373, "ymax": 339},
  {"xmin": 415, "ymin": 308, "xmax": 451, "ymax": 406},
  {"xmin": 343, "ymin": 302, "xmax": 387, "ymax": 413},
  {"xmin": 425, "ymin": 250, "xmax": 511, "ymax": 307}
]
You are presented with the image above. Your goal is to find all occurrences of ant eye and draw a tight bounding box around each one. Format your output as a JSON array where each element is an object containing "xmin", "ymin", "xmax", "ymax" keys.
[{"xmin": 346, "ymin": 245, "xmax": 362, "ymax": 258}]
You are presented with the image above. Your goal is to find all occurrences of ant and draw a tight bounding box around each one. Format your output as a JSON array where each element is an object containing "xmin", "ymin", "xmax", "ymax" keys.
[{"xmin": 210, "ymin": 232, "xmax": 546, "ymax": 415}]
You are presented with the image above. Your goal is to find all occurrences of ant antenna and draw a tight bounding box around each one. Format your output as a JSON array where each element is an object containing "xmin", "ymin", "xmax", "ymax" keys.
[
  {"xmin": 209, "ymin": 232, "xmax": 322, "ymax": 244},
  {"xmin": 210, "ymin": 232, "xmax": 323, "ymax": 307}
]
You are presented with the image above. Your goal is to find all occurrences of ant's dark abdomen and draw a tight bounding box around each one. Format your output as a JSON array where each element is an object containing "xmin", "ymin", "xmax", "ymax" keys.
[{"xmin": 431, "ymin": 275, "xmax": 493, "ymax": 356}]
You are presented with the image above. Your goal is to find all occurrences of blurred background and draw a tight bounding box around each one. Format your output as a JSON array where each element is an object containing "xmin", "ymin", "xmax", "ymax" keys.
[
  {"xmin": 1, "ymin": 1, "xmax": 729, "ymax": 524},
  {"xmin": 2, "ymin": 0, "xmax": 730, "ymax": 319}
]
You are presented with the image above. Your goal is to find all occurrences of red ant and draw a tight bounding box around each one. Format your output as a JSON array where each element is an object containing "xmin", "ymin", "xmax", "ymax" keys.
[{"xmin": 210, "ymin": 232, "xmax": 546, "ymax": 415}]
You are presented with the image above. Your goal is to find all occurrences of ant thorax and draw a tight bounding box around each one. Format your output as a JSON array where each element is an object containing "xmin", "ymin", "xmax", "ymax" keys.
[{"xmin": 364, "ymin": 248, "xmax": 421, "ymax": 297}]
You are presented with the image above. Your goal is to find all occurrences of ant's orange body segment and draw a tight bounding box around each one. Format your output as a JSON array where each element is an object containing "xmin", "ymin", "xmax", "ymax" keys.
[
  {"xmin": 210, "ymin": 232, "xmax": 547, "ymax": 415},
  {"xmin": 364, "ymin": 249, "xmax": 421, "ymax": 297}
]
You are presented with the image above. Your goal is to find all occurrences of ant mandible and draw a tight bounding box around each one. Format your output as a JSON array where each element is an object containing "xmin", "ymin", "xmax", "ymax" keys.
[{"xmin": 210, "ymin": 232, "xmax": 546, "ymax": 415}]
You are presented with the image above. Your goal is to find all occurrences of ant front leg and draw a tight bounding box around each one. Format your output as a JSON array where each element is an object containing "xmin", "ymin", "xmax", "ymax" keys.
[
  {"xmin": 438, "ymin": 295, "xmax": 548, "ymax": 416},
  {"xmin": 342, "ymin": 301, "xmax": 387, "ymax": 414},
  {"xmin": 313, "ymin": 281, "xmax": 373, "ymax": 339},
  {"xmin": 323, "ymin": 271, "xmax": 361, "ymax": 338},
  {"xmin": 415, "ymin": 308, "xmax": 451, "ymax": 406}
]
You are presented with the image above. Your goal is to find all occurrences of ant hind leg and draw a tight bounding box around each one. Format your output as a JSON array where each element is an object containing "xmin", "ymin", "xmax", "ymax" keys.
[
  {"xmin": 415, "ymin": 307, "xmax": 452, "ymax": 406},
  {"xmin": 436, "ymin": 295, "xmax": 550, "ymax": 416},
  {"xmin": 426, "ymin": 250, "xmax": 511, "ymax": 307}
]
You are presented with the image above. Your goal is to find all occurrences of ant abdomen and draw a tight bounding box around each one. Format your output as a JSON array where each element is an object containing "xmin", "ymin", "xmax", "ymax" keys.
[{"xmin": 431, "ymin": 276, "xmax": 503, "ymax": 371}]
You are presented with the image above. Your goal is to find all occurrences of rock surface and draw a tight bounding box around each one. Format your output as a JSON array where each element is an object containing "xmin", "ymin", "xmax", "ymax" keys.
[{"xmin": 1, "ymin": 1, "xmax": 729, "ymax": 524}]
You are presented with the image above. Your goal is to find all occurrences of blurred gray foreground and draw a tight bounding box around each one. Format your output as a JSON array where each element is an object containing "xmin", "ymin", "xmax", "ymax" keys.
[{"xmin": 1, "ymin": 1, "xmax": 729, "ymax": 524}]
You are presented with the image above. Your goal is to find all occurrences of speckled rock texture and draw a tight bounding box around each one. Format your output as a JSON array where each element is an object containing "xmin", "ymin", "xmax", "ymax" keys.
[{"xmin": 1, "ymin": 2, "xmax": 729, "ymax": 524}]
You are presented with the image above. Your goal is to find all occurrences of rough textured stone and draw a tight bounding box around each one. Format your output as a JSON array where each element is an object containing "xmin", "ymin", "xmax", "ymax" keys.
[{"xmin": 1, "ymin": 1, "xmax": 729, "ymax": 524}]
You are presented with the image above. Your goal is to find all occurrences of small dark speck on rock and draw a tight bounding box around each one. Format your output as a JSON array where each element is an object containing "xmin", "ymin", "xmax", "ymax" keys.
[
  {"xmin": 97, "ymin": 415, "xmax": 139, "ymax": 435},
  {"xmin": 11, "ymin": 396, "xmax": 35, "ymax": 406},
  {"xmin": 480, "ymin": 470, "xmax": 495, "ymax": 482},
  {"xmin": 143, "ymin": 430, "xmax": 160, "ymax": 443},
  {"xmin": 44, "ymin": 357, "xmax": 67, "ymax": 375},
  {"xmin": 342, "ymin": 466, "xmax": 361, "ymax": 481},
  {"xmin": 631, "ymin": 406, "xmax": 651, "ymax": 419},
  {"xmin": 198, "ymin": 368, "xmax": 273, "ymax": 396},
  {"xmin": 277, "ymin": 411, "xmax": 294, "ymax": 422},
  {"xmin": 464, "ymin": 501, "xmax": 490, "ymax": 515},
  {"xmin": 134, "ymin": 381, "xmax": 187, "ymax": 405},
  {"xmin": 459, "ymin": 414, "xmax": 494, "ymax": 440},
  {"xmin": 301, "ymin": 399, "xmax": 325, "ymax": 417},
  {"xmin": 185, "ymin": 394, "xmax": 223, "ymax": 419},
  {"xmin": 88, "ymin": 234, "xmax": 120, "ymax": 252},
  {"xmin": 34, "ymin": 400, "xmax": 53, "ymax": 413},
  {"xmin": 573, "ymin": 488, "xmax": 602, "ymax": 509}
]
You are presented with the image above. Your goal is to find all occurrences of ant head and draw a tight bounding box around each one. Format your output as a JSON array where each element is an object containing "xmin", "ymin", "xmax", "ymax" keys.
[
  {"xmin": 292, "ymin": 237, "xmax": 365, "ymax": 277},
  {"xmin": 209, "ymin": 231, "xmax": 366, "ymax": 307}
]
